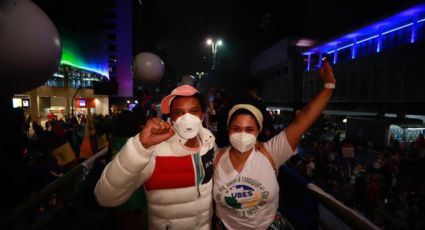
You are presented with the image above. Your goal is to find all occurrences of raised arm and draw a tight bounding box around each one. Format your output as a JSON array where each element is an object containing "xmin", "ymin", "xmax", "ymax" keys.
[
  {"xmin": 94, "ymin": 118, "xmax": 174, "ymax": 206},
  {"xmin": 285, "ymin": 58, "xmax": 336, "ymax": 150}
]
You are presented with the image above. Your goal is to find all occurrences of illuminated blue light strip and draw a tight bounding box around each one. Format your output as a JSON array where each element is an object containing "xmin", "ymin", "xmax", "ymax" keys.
[
  {"xmin": 337, "ymin": 43, "xmax": 354, "ymax": 51},
  {"xmin": 303, "ymin": 4, "xmax": 425, "ymax": 56},
  {"xmin": 303, "ymin": 5, "xmax": 425, "ymax": 67},
  {"xmin": 382, "ymin": 22, "xmax": 413, "ymax": 35},
  {"xmin": 61, "ymin": 61, "xmax": 109, "ymax": 77},
  {"xmin": 352, "ymin": 38, "xmax": 357, "ymax": 59},
  {"xmin": 411, "ymin": 19, "xmax": 417, "ymax": 43},
  {"xmin": 411, "ymin": 31, "xmax": 416, "ymax": 43},
  {"xmin": 302, "ymin": 51, "xmax": 313, "ymax": 55},
  {"xmin": 356, "ymin": 35, "xmax": 379, "ymax": 44},
  {"xmin": 318, "ymin": 51, "xmax": 323, "ymax": 67},
  {"xmin": 307, "ymin": 54, "xmax": 311, "ymax": 71},
  {"xmin": 333, "ymin": 47, "xmax": 338, "ymax": 64},
  {"xmin": 376, "ymin": 32, "xmax": 382, "ymax": 53},
  {"xmin": 311, "ymin": 20, "xmax": 418, "ymax": 64}
]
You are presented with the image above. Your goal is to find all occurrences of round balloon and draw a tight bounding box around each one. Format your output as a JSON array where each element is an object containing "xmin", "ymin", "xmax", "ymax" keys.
[
  {"xmin": 0, "ymin": 0, "xmax": 62, "ymax": 94},
  {"xmin": 133, "ymin": 52, "xmax": 164, "ymax": 83}
]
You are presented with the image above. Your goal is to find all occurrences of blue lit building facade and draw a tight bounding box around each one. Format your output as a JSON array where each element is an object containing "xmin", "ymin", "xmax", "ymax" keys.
[
  {"xmin": 303, "ymin": 3, "xmax": 425, "ymax": 115},
  {"xmin": 13, "ymin": 0, "xmax": 135, "ymax": 120},
  {"xmin": 44, "ymin": 65, "xmax": 108, "ymax": 89},
  {"xmin": 14, "ymin": 27, "xmax": 112, "ymax": 120},
  {"xmin": 14, "ymin": 63, "xmax": 111, "ymax": 121}
]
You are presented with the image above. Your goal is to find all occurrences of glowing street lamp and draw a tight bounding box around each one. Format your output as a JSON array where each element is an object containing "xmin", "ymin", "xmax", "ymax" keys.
[
  {"xmin": 195, "ymin": 71, "xmax": 206, "ymax": 79},
  {"xmin": 206, "ymin": 38, "xmax": 222, "ymax": 69}
]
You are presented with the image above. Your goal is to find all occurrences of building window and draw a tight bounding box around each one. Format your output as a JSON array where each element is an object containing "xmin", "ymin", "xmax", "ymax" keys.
[
  {"xmin": 102, "ymin": 22, "xmax": 116, "ymax": 30},
  {"xmin": 108, "ymin": 44, "xmax": 116, "ymax": 52},
  {"xmin": 327, "ymin": 52, "xmax": 335, "ymax": 63},
  {"xmin": 382, "ymin": 32, "xmax": 395, "ymax": 50},
  {"xmin": 382, "ymin": 25, "xmax": 415, "ymax": 50},
  {"xmin": 338, "ymin": 47, "xmax": 351, "ymax": 62},
  {"xmin": 281, "ymin": 66, "xmax": 288, "ymax": 75},
  {"xmin": 416, "ymin": 22, "xmax": 425, "ymax": 41},
  {"xmin": 357, "ymin": 37, "xmax": 377, "ymax": 58},
  {"xmin": 311, "ymin": 53, "xmax": 320, "ymax": 69},
  {"xmin": 109, "ymin": 55, "xmax": 117, "ymax": 63},
  {"xmin": 107, "ymin": 33, "xmax": 116, "ymax": 41},
  {"xmin": 102, "ymin": 11, "xmax": 116, "ymax": 19},
  {"xmin": 104, "ymin": 1, "xmax": 116, "ymax": 8}
]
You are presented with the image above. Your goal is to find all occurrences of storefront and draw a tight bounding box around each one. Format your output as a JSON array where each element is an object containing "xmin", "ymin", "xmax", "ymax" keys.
[
  {"xmin": 390, "ymin": 124, "xmax": 425, "ymax": 144},
  {"xmin": 12, "ymin": 95, "xmax": 31, "ymax": 118},
  {"xmin": 73, "ymin": 98, "xmax": 101, "ymax": 115},
  {"xmin": 17, "ymin": 85, "xmax": 109, "ymax": 122}
]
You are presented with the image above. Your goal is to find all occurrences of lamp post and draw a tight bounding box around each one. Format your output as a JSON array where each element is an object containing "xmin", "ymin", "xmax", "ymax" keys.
[
  {"xmin": 195, "ymin": 71, "xmax": 206, "ymax": 79},
  {"xmin": 206, "ymin": 38, "xmax": 222, "ymax": 69}
]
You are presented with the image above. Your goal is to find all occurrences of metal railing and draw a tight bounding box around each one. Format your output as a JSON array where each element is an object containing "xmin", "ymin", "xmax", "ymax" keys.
[
  {"xmin": 2, "ymin": 147, "xmax": 380, "ymax": 230},
  {"xmin": 0, "ymin": 148, "xmax": 108, "ymax": 229},
  {"xmin": 307, "ymin": 183, "xmax": 380, "ymax": 230},
  {"xmin": 279, "ymin": 165, "xmax": 380, "ymax": 230}
]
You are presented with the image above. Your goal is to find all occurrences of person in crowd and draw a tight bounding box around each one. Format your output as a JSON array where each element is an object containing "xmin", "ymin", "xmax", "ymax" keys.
[
  {"xmin": 416, "ymin": 134, "xmax": 425, "ymax": 157},
  {"xmin": 208, "ymin": 88, "xmax": 232, "ymax": 148},
  {"xmin": 306, "ymin": 155, "xmax": 316, "ymax": 179},
  {"xmin": 94, "ymin": 84, "xmax": 216, "ymax": 229},
  {"xmin": 206, "ymin": 87, "xmax": 229, "ymax": 135},
  {"xmin": 245, "ymin": 82, "xmax": 276, "ymax": 142},
  {"xmin": 213, "ymin": 58, "xmax": 336, "ymax": 229},
  {"xmin": 108, "ymin": 110, "xmax": 147, "ymax": 230}
]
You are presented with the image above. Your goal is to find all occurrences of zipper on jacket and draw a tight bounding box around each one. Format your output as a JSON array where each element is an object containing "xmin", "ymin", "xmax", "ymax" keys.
[{"xmin": 193, "ymin": 152, "xmax": 203, "ymax": 198}]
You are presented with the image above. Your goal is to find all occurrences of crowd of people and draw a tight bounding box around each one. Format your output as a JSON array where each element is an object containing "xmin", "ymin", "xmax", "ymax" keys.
[
  {"xmin": 94, "ymin": 59, "xmax": 336, "ymax": 230},
  {"xmin": 283, "ymin": 115, "xmax": 425, "ymax": 229},
  {"xmin": 5, "ymin": 112, "xmax": 113, "ymax": 201},
  {"xmin": 5, "ymin": 58, "xmax": 425, "ymax": 230}
]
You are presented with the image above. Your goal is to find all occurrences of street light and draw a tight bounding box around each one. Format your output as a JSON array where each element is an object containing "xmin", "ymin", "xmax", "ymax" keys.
[
  {"xmin": 195, "ymin": 71, "xmax": 206, "ymax": 79},
  {"xmin": 206, "ymin": 38, "xmax": 222, "ymax": 69}
]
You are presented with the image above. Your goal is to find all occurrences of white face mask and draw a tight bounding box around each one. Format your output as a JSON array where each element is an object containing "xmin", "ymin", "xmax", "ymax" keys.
[
  {"xmin": 173, "ymin": 113, "xmax": 203, "ymax": 140},
  {"xmin": 229, "ymin": 132, "xmax": 257, "ymax": 154}
]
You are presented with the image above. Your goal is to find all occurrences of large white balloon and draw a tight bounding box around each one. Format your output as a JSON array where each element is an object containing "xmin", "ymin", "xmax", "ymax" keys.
[
  {"xmin": 0, "ymin": 0, "xmax": 62, "ymax": 94},
  {"xmin": 133, "ymin": 52, "xmax": 164, "ymax": 83}
]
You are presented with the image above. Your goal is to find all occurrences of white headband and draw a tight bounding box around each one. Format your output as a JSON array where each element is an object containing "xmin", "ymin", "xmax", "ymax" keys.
[{"xmin": 227, "ymin": 104, "xmax": 263, "ymax": 131}]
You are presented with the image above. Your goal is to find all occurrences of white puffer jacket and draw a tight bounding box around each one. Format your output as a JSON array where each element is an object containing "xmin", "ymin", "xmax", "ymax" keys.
[{"xmin": 95, "ymin": 127, "xmax": 215, "ymax": 230}]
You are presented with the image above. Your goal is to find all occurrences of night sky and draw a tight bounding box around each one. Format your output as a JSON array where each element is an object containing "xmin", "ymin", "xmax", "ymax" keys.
[{"xmin": 34, "ymin": 0, "xmax": 424, "ymax": 87}]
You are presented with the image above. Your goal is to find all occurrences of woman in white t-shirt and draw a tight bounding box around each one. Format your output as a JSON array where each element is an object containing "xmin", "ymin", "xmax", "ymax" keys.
[{"xmin": 213, "ymin": 58, "xmax": 336, "ymax": 230}]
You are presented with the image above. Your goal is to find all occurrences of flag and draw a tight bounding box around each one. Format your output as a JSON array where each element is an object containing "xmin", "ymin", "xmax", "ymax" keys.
[
  {"xmin": 51, "ymin": 142, "xmax": 76, "ymax": 166},
  {"xmin": 79, "ymin": 111, "xmax": 96, "ymax": 158},
  {"xmin": 97, "ymin": 133, "xmax": 109, "ymax": 150}
]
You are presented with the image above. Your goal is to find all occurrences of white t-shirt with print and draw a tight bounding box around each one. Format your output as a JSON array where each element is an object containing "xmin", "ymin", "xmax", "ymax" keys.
[{"xmin": 213, "ymin": 130, "xmax": 296, "ymax": 230}]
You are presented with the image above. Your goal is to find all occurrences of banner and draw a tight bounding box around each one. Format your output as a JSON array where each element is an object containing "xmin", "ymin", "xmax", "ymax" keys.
[
  {"xmin": 97, "ymin": 133, "xmax": 109, "ymax": 150},
  {"xmin": 79, "ymin": 112, "xmax": 96, "ymax": 158},
  {"xmin": 51, "ymin": 142, "xmax": 76, "ymax": 166}
]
